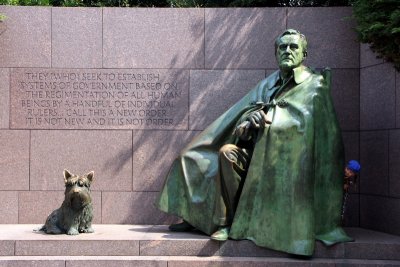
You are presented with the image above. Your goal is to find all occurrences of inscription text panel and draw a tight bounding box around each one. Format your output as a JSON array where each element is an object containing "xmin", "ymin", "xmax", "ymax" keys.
[{"xmin": 10, "ymin": 69, "xmax": 189, "ymax": 129}]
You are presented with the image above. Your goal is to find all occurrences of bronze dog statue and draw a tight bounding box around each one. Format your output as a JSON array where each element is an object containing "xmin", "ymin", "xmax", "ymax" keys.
[{"xmin": 40, "ymin": 170, "xmax": 94, "ymax": 235}]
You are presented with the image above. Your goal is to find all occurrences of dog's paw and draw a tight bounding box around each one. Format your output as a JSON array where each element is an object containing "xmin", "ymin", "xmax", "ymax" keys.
[
  {"xmin": 46, "ymin": 228, "xmax": 63, "ymax": 234},
  {"xmin": 80, "ymin": 227, "xmax": 94, "ymax": 233},
  {"xmin": 67, "ymin": 228, "xmax": 79, "ymax": 235}
]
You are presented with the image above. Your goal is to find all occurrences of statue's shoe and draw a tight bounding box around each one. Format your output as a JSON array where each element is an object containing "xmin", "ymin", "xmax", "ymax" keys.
[
  {"xmin": 210, "ymin": 227, "xmax": 230, "ymax": 241},
  {"xmin": 168, "ymin": 221, "xmax": 195, "ymax": 232}
]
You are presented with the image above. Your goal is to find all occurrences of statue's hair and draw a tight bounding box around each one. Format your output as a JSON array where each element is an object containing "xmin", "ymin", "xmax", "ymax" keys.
[{"xmin": 275, "ymin": 29, "xmax": 308, "ymax": 57}]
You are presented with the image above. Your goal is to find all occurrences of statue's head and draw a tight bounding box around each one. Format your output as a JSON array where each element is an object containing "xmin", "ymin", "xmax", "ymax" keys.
[{"xmin": 275, "ymin": 29, "xmax": 308, "ymax": 72}]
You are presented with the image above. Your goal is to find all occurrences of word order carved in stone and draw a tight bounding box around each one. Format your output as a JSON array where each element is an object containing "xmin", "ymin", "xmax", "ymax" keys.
[{"xmin": 10, "ymin": 69, "xmax": 189, "ymax": 129}]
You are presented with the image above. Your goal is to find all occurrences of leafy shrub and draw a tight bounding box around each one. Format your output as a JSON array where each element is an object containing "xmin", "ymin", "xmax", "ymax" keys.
[
  {"xmin": 0, "ymin": 0, "xmax": 49, "ymax": 5},
  {"xmin": 352, "ymin": 0, "xmax": 400, "ymax": 70},
  {"xmin": 168, "ymin": 0, "xmax": 350, "ymax": 7},
  {"xmin": 0, "ymin": 0, "xmax": 169, "ymax": 5},
  {"xmin": 0, "ymin": 0, "xmax": 349, "ymax": 6}
]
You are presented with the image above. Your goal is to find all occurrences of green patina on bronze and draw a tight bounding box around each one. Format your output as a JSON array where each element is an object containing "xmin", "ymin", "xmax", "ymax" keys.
[
  {"xmin": 156, "ymin": 29, "xmax": 352, "ymax": 256},
  {"xmin": 40, "ymin": 170, "xmax": 95, "ymax": 235}
]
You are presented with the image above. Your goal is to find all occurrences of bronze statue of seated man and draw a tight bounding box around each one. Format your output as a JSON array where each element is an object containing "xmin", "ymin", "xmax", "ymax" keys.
[{"xmin": 156, "ymin": 29, "xmax": 352, "ymax": 256}]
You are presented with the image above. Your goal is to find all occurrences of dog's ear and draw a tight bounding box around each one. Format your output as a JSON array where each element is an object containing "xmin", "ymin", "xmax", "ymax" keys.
[
  {"xmin": 86, "ymin": 171, "xmax": 94, "ymax": 183},
  {"xmin": 63, "ymin": 169, "xmax": 72, "ymax": 183}
]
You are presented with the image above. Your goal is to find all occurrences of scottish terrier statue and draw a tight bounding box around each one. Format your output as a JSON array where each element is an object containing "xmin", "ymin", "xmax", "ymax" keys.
[{"xmin": 40, "ymin": 170, "xmax": 94, "ymax": 235}]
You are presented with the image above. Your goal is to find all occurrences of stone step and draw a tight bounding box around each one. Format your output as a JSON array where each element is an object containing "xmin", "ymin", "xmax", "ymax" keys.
[
  {"xmin": 0, "ymin": 225, "xmax": 399, "ymax": 261},
  {"xmin": 0, "ymin": 256, "xmax": 400, "ymax": 267}
]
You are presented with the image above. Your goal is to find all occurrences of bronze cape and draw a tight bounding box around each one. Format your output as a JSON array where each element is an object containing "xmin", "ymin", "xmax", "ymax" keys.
[{"xmin": 156, "ymin": 66, "xmax": 352, "ymax": 256}]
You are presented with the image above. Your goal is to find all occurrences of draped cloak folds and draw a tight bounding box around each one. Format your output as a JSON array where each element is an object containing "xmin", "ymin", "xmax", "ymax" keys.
[{"xmin": 156, "ymin": 66, "xmax": 352, "ymax": 256}]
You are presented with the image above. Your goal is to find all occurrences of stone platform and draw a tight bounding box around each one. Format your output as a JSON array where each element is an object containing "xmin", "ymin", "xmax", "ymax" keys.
[{"xmin": 0, "ymin": 225, "xmax": 399, "ymax": 266}]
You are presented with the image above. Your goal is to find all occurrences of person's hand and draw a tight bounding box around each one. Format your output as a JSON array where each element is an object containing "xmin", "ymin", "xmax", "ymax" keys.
[{"xmin": 344, "ymin": 184, "xmax": 349, "ymax": 191}]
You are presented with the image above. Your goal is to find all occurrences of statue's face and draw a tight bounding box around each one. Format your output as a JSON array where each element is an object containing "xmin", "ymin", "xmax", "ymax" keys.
[{"xmin": 276, "ymin": 34, "xmax": 305, "ymax": 71}]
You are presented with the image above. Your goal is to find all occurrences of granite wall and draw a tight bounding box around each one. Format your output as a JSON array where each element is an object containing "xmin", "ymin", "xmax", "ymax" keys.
[
  {"xmin": 359, "ymin": 44, "xmax": 400, "ymax": 236},
  {"xmin": 0, "ymin": 6, "xmax": 394, "ymax": 235}
]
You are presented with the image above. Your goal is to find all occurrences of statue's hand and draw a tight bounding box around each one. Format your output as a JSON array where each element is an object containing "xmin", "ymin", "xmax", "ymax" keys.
[
  {"xmin": 233, "ymin": 121, "xmax": 251, "ymax": 139},
  {"xmin": 233, "ymin": 110, "xmax": 271, "ymax": 140},
  {"xmin": 246, "ymin": 110, "xmax": 270, "ymax": 129}
]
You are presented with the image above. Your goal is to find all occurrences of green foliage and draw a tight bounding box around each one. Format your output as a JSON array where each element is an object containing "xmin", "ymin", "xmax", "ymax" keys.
[
  {"xmin": 127, "ymin": 0, "xmax": 169, "ymax": 7},
  {"xmin": 48, "ymin": 0, "xmax": 168, "ymax": 7},
  {"xmin": 168, "ymin": 0, "xmax": 350, "ymax": 7},
  {"xmin": 0, "ymin": 0, "xmax": 169, "ymax": 6},
  {"xmin": 0, "ymin": 0, "xmax": 49, "ymax": 5},
  {"xmin": 0, "ymin": 0, "xmax": 349, "ymax": 6},
  {"xmin": 0, "ymin": 13, "xmax": 6, "ymax": 38},
  {"xmin": 352, "ymin": 0, "xmax": 400, "ymax": 70}
]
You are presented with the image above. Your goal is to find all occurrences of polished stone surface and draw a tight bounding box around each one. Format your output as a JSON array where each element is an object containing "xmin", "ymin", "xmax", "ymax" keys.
[
  {"xmin": 0, "ymin": 225, "xmax": 399, "ymax": 261},
  {"xmin": 0, "ymin": 257, "xmax": 398, "ymax": 267},
  {"xmin": 189, "ymin": 70, "xmax": 265, "ymax": 130},
  {"xmin": 360, "ymin": 63, "xmax": 396, "ymax": 130},
  {"xmin": 342, "ymin": 132, "xmax": 360, "ymax": 173},
  {"xmin": 360, "ymin": 43, "xmax": 384, "ymax": 68},
  {"xmin": 68, "ymin": 259, "xmax": 166, "ymax": 267},
  {"xmin": 0, "ymin": 259, "xmax": 65, "ymax": 267},
  {"xmin": 0, "ymin": 192, "xmax": 18, "ymax": 224},
  {"xmin": 103, "ymin": 8, "xmax": 204, "ymax": 69},
  {"xmin": 132, "ymin": 130, "xmax": 197, "ymax": 191},
  {"xmin": 0, "ymin": 7, "xmax": 396, "ymax": 242},
  {"xmin": 360, "ymin": 131, "xmax": 389, "ymax": 196},
  {"xmin": 331, "ymin": 69, "xmax": 360, "ymax": 131},
  {"xmin": 288, "ymin": 7, "xmax": 358, "ymax": 69},
  {"xmin": 359, "ymin": 196, "xmax": 400, "ymax": 245},
  {"xmin": 16, "ymin": 240, "xmax": 139, "ymax": 256},
  {"xmin": 396, "ymin": 71, "xmax": 400, "ymax": 128},
  {"xmin": 0, "ymin": 241, "xmax": 14, "ymax": 256},
  {"xmin": 0, "ymin": 68, "xmax": 9, "ymax": 129},
  {"xmin": 101, "ymin": 192, "xmax": 176, "ymax": 224},
  {"xmin": 389, "ymin": 130, "xmax": 400, "ymax": 198},
  {"xmin": 10, "ymin": 68, "xmax": 189, "ymax": 130},
  {"xmin": 18, "ymin": 191, "xmax": 101, "ymax": 224},
  {"xmin": 30, "ymin": 130, "xmax": 132, "ymax": 191},
  {"xmin": 205, "ymin": 8, "xmax": 285, "ymax": 69},
  {"xmin": 52, "ymin": 8, "xmax": 102, "ymax": 68},
  {"xmin": 0, "ymin": 6, "xmax": 51, "ymax": 68},
  {"xmin": 0, "ymin": 130, "xmax": 29, "ymax": 190},
  {"xmin": 140, "ymin": 239, "xmax": 219, "ymax": 257}
]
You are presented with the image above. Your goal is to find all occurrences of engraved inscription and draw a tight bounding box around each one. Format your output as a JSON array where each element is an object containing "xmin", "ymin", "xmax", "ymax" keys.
[{"xmin": 11, "ymin": 69, "xmax": 188, "ymax": 129}]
